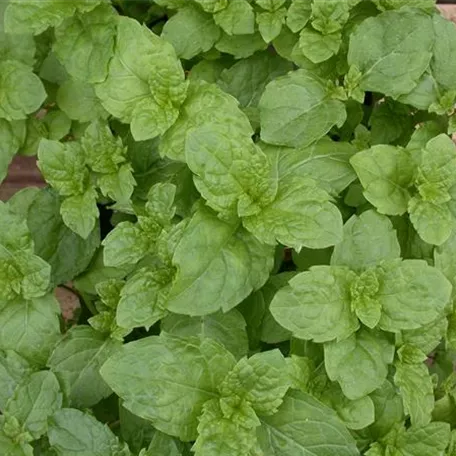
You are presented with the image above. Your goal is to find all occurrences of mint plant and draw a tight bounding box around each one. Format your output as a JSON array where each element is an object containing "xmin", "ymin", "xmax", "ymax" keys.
[{"xmin": 2, "ymin": 0, "xmax": 456, "ymax": 454}]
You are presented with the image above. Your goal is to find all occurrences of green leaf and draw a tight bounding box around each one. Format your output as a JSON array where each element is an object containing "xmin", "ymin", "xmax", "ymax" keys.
[
  {"xmin": 259, "ymin": 69, "xmax": 346, "ymax": 148},
  {"xmin": 324, "ymin": 328, "xmax": 395, "ymax": 400},
  {"xmin": 0, "ymin": 119, "xmax": 26, "ymax": 183},
  {"xmin": 215, "ymin": 31, "xmax": 268, "ymax": 59},
  {"xmin": 54, "ymin": 4, "xmax": 117, "ymax": 84},
  {"xmin": 219, "ymin": 350, "xmax": 289, "ymax": 416},
  {"xmin": 213, "ymin": 0, "xmax": 255, "ymax": 35},
  {"xmin": 401, "ymin": 317, "xmax": 448, "ymax": 355},
  {"xmin": 257, "ymin": 8, "xmax": 286, "ymax": 43},
  {"xmin": 270, "ymin": 266, "xmax": 359, "ymax": 343},
  {"xmin": 255, "ymin": 0, "xmax": 286, "ymax": 11},
  {"xmin": 4, "ymin": 371, "xmax": 62, "ymax": 440},
  {"xmin": 162, "ymin": 6, "xmax": 220, "ymax": 60},
  {"xmin": 47, "ymin": 326, "xmax": 121, "ymax": 409},
  {"xmin": 331, "ymin": 210, "xmax": 401, "ymax": 272},
  {"xmin": 48, "ymin": 408, "xmax": 128, "ymax": 456},
  {"xmin": 394, "ymin": 361, "xmax": 434, "ymax": 427},
  {"xmin": 432, "ymin": 14, "xmax": 456, "ymax": 92},
  {"xmin": 167, "ymin": 207, "xmax": 274, "ymax": 315},
  {"xmin": 408, "ymin": 196, "xmax": 453, "ymax": 246},
  {"xmin": 217, "ymin": 52, "xmax": 293, "ymax": 109},
  {"xmin": 56, "ymin": 79, "xmax": 109, "ymax": 122},
  {"xmin": 0, "ymin": 60, "xmax": 46, "ymax": 121},
  {"xmin": 161, "ymin": 309, "xmax": 249, "ymax": 360},
  {"xmin": 143, "ymin": 430, "xmax": 186, "ymax": 456},
  {"xmin": 116, "ymin": 267, "xmax": 172, "ymax": 330},
  {"xmin": 347, "ymin": 9, "xmax": 434, "ymax": 98},
  {"xmin": 60, "ymin": 186, "xmax": 99, "ymax": 239},
  {"xmin": 100, "ymin": 333, "xmax": 236, "ymax": 441},
  {"xmin": 102, "ymin": 221, "xmax": 150, "ymax": 268},
  {"xmin": 194, "ymin": 0, "xmax": 228, "ymax": 13},
  {"xmin": 0, "ymin": 31, "xmax": 35, "ymax": 66},
  {"xmin": 0, "ymin": 295, "xmax": 61, "ymax": 367},
  {"xmin": 185, "ymin": 124, "xmax": 276, "ymax": 217},
  {"xmin": 286, "ymin": 0, "xmax": 312, "ymax": 33},
  {"xmin": 160, "ymin": 81, "xmax": 253, "ymax": 162},
  {"xmin": 257, "ymin": 390, "xmax": 359, "ymax": 456},
  {"xmin": 27, "ymin": 189, "xmax": 100, "ymax": 287},
  {"xmin": 0, "ymin": 350, "xmax": 31, "ymax": 410},
  {"xmin": 43, "ymin": 111, "xmax": 71, "ymax": 141},
  {"xmin": 435, "ymin": 229, "xmax": 456, "ymax": 294},
  {"xmin": 95, "ymin": 16, "xmax": 188, "ymax": 141},
  {"xmin": 4, "ymin": 0, "xmax": 101, "ymax": 35},
  {"xmin": 38, "ymin": 139, "xmax": 88, "ymax": 197},
  {"xmin": 243, "ymin": 174, "xmax": 343, "ymax": 250},
  {"xmin": 298, "ymin": 28, "xmax": 341, "ymax": 64},
  {"xmin": 376, "ymin": 259, "xmax": 451, "ymax": 332},
  {"xmin": 350, "ymin": 145, "xmax": 415, "ymax": 216}
]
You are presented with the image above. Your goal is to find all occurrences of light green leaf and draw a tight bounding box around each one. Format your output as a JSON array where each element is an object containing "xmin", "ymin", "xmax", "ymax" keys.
[
  {"xmin": 311, "ymin": 0, "xmax": 350, "ymax": 34},
  {"xmin": 47, "ymin": 326, "xmax": 121, "ymax": 409},
  {"xmin": 167, "ymin": 207, "xmax": 273, "ymax": 315},
  {"xmin": 398, "ymin": 71, "xmax": 440, "ymax": 111},
  {"xmin": 257, "ymin": 8, "xmax": 286, "ymax": 43},
  {"xmin": 161, "ymin": 309, "xmax": 249, "ymax": 360},
  {"xmin": 5, "ymin": 0, "xmax": 83, "ymax": 35},
  {"xmin": 60, "ymin": 186, "xmax": 99, "ymax": 239},
  {"xmin": 213, "ymin": 0, "xmax": 255, "ymax": 35},
  {"xmin": 143, "ymin": 430, "xmax": 185, "ymax": 456},
  {"xmin": 54, "ymin": 4, "xmax": 117, "ymax": 83},
  {"xmin": 38, "ymin": 139, "xmax": 88, "ymax": 197},
  {"xmin": 350, "ymin": 145, "xmax": 415, "ymax": 216},
  {"xmin": 395, "ymin": 422, "xmax": 451, "ymax": 456},
  {"xmin": 4, "ymin": 371, "xmax": 62, "ymax": 440},
  {"xmin": 286, "ymin": 0, "xmax": 312, "ymax": 32},
  {"xmin": 435, "ymin": 229, "xmax": 456, "ymax": 293},
  {"xmin": 98, "ymin": 164, "xmax": 136, "ymax": 204},
  {"xmin": 185, "ymin": 124, "xmax": 276, "ymax": 217},
  {"xmin": 0, "ymin": 201, "xmax": 32, "ymax": 251},
  {"xmin": 0, "ymin": 431, "xmax": 33, "ymax": 456},
  {"xmin": 80, "ymin": 120, "xmax": 127, "ymax": 174},
  {"xmin": 0, "ymin": 119, "xmax": 26, "ymax": 183},
  {"xmin": 377, "ymin": 259, "xmax": 452, "ymax": 332},
  {"xmin": 162, "ymin": 6, "xmax": 220, "ymax": 60},
  {"xmin": 347, "ymin": 9, "xmax": 434, "ymax": 98},
  {"xmin": 432, "ymin": 14, "xmax": 456, "ymax": 91},
  {"xmin": 48, "ymin": 408, "xmax": 128, "ymax": 456},
  {"xmin": 194, "ymin": 0, "xmax": 227, "ymax": 13},
  {"xmin": 0, "ymin": 294, "xmax": 61, "ymax": 366},
  {"xmin": 270, "ymin": 266, "xmax": 359, "ymax": 343},
  {"xmin": 324, "ymin": 328, "xmax": 395, "ymax": 400},
  {"xmin": 0, "ymin": 350, "xmax": 31, "ymax": 411},
  {"xmin": 192, "ymin": 398, "xmax": 259, "ymax": 456},
  {"xmin": 298, "ymin": 28, "xmax": 341, "ymax": 64},
  {"xmin": 56, "ymin": 79, "xmax": 109, "ymax": 122},
  {"xmin": 219, "ymin": 350, "xmax": 289, "ymax": 415},
  {"xmin": 331, "ymin": 210, "xmax": 401, "ymax": 272},
  {"xmin": 100, "ymin": 333, "xmax": 236, "ymax": 441},
  {"xmin": 95, "ymin": 16, "xmax": 187, "ymax": 141},
  {"xmin": 218, "ymin": 52, "xmax": 293, "ymax": 109},
  {"xmin": 116, "ymin": 267, "xmax": 172, "ymax": 330},
  {"xmin": 0, "ymin": 60, "xmax": 46, "ymax": 121},
  {"xmin": 102, "ymin": 221, "xmax": 150, "ymax": 268},
  {"xmin": 394, "ymin": 361, "xmax": 434, "ymax": 427},
  {"xmin": 243, "ymin": 175, "xmax": 343, "ymax": 250},
  {"xmin": 257, "ymin": 390, "xmax": 359, "ymax": 456},
  {"xmin": 259, "ymin": 69, "xmax": 346, "ymax": 148},
  {"xmin": 215, "ymin": 31, "xmax": 268, "ymax": 59}
]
